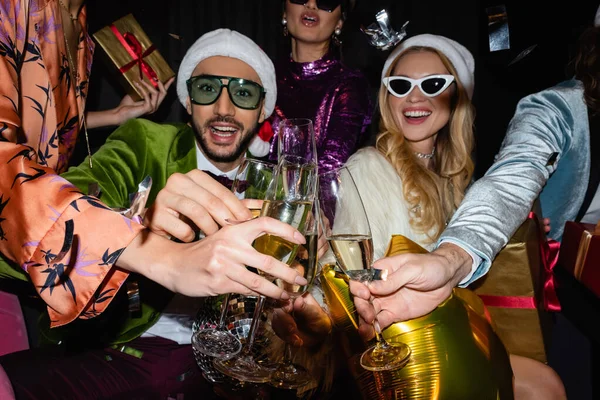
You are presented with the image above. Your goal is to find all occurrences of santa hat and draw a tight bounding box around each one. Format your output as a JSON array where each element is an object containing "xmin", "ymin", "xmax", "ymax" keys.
[
  {"xmin": 176, "ymin": 29, "xmax": 277, "ymax": 157},
  {"xmin": 249, "ymin": 120, "xmax": 274, "ymax": 157},
  {"xmin": 382, "ymin": 34, "xmax": 475, "ymax": 99}
]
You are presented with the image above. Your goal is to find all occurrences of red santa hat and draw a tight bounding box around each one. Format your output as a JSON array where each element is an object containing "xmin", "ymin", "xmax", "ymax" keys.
[{"xmin": 248, "ymin": 120, "xmax": 274, "ymax": 157}]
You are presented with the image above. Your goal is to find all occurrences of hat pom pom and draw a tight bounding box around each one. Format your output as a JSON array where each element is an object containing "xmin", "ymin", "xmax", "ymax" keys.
[{"xmin": 248, "ymin": 120, "xmax": 274, "ymax": 157}]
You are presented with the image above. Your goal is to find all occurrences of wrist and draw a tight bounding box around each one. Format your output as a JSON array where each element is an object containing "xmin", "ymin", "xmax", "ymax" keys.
[
  {"xmin": 85, "ymin": 109, "xmax": 124, "ymax": 129},
  {"xmin": 435, "ymin": 242, "xmax": 472, "ymax": 287},
  {"xmin": 109, "ymin": 107, "xmax": 126, "ymax": 126},
  {"xmin": 117, "ymin": 229, "xmax": 179, "ymax": 291}
]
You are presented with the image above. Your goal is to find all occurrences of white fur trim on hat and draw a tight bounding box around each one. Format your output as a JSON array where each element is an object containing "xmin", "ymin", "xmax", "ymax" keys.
[
  {"xmin": 248, "ymin": 136, "xmax": 271, "ymax": 157},
  {"xmin": 381, "ymin": 34, "xmax": 475, "ymax": 99},
  {"xmin": 176, "ymin": 29, "xmax": 277, "ymax": 118}
]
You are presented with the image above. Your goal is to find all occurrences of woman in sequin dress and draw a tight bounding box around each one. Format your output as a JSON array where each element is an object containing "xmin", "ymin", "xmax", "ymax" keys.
[{"xmin": 263, "ymin": 0, "xmax": 373, "ymax": 175}]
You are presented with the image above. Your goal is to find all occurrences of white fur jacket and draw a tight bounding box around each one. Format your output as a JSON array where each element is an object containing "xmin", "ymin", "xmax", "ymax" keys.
[{"xmin": 338, "ymin": 147, "xmax": 436, "ymax": 259}]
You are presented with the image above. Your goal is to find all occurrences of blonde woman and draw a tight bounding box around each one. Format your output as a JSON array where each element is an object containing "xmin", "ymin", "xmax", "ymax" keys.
[{"xmin": 342, "ymin": 34, "xmax": 565, "ymax": 399}]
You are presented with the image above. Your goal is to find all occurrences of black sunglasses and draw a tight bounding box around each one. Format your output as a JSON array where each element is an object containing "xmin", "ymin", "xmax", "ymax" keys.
[
  {"xmin": 186, "ymin": 75, "xmax": 265, "ymax": 110},
  {"xmin": 289, "ymin": 0, "xmax": 342, "ymax": 12}
]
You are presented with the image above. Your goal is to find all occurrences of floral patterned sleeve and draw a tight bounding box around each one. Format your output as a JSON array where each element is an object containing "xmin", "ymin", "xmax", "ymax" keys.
[{"xmin": 0, "ymin": 0, "xmax": 144, "ymax": 327}]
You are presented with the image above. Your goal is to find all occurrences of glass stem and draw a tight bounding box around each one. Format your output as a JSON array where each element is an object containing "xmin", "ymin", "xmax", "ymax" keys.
[
  {"xmin": 366, "ymin": 274, "xmax": 390, "ymax": 350},
  {"xmin": 217, "ymin": 293, "xmax": 231, "ymax": 329},
  {"xmin": 283, "ymin": 343, "xmax": 293, "ymax": 365},
  {"xmin": 244, "ymin": 295, "xmax": 267, "ymax": 354},
  {"xmin": 373, "ymin": 319, "xmax": 390, "ymax": 349},
  {"xmin": 281, "ymin": 309, "xmax": 295, "ymax": 365}
]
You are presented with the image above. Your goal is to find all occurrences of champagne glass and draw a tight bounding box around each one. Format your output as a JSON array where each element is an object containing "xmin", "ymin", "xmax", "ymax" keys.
[
  {"xmin": 214, "ymin": 156, "xmax": 318, "ymax": 383},
  {"xmin": 278, "ymin": 118, "xmax": 317, "ymax": 165},
  {"xmin": 319, "ymin": 167, "xmax": 411, "ymax": 372},
  {"xmin": 193, "ymin": 159, "xmax": 275, "ymax": 360},
  {"xmin": 269, "ymin": 201, "xmax": 319, "ymax": 389}
]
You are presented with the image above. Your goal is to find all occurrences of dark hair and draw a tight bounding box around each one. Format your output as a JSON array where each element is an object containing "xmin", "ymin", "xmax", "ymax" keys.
[{"xmin": 569, "ymin": 26, "xmax": 600, "ymax": 114}]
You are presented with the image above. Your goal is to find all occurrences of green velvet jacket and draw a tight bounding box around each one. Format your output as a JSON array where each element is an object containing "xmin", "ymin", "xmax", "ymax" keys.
[{"xmin": 1, "ymin": 118, "xmax": 199, "ymax": 345}]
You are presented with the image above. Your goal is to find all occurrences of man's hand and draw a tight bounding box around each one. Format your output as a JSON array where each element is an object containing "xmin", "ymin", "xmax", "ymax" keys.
[
  {"xmin": 349, "ymin": 243, "xmax": 472, "ymax": 340},
  {"xmin": 144, "ymin": 170, "xmax": 253, "ymax": 241},
  {"xmin": 119, "ymin": 217, "xmax": 308, "ymax": 300},
  {"xmin": 272, "ymin": 293, "xmax": 332, "ymax": 348}
]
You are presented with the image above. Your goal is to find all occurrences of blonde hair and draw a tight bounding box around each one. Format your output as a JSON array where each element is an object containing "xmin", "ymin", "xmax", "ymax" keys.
[{"xmin": 375, "ymin": 47, "xmax": 475, "ymax": 243}]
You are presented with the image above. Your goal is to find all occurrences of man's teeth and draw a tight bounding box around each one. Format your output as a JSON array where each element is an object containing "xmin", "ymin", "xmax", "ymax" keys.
[
  {"xmin": 211, "ymin": 126, "xmax": 237, "ymax": 132},
  {"xmin": 404, "ymin": 110, "xmax": 432, "ymax": 118},
  {"xmin": 211, "ymin": 126, "xmax": 236, "ymax": 135}
]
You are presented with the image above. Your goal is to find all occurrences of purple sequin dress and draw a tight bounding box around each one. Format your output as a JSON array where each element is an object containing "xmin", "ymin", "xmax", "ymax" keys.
[{"xmin": 266, "ymin": 52, "xmax": 373, "ymax": 174}]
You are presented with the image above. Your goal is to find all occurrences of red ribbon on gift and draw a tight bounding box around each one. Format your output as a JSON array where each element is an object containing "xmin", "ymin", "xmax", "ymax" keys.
[
  {"xmin": 478, "ymin": 295, "xmax": 536, "ymax": 309},
  {"xmin": 110, "ymin": 25, "xmax": 159, "ymax": 88},
  {"xmin": 530, "ymin": 212, "xmax": 562, "ymax": 312}
]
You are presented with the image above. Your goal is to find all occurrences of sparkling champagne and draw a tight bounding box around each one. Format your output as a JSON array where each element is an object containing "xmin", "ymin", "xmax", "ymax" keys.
[
  {"xmin": 275, "ymin": 233, "xmax": 318, "ymax": 296},
  {"xmin": 328, "ymin": 234, "xmax": 374, "ymax": 282},
  {"xmin": 252, "ymin": 200, "xmax": 313, "ymax": 268}
]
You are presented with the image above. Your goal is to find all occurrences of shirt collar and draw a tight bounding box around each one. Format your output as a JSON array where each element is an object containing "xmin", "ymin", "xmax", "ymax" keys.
[{"xmin": 195, "ymin": 142, "xmax": 239, "ymax": 179}]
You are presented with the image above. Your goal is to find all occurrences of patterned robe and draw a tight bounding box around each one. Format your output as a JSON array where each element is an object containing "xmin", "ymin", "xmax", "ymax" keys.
[{"xmin": 0, "ymin": 0, "xmax": 143, "ymax": 327}]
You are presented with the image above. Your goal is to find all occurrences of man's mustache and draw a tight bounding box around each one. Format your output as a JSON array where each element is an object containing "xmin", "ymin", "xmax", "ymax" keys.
[{"xmin": 204, "ymin": 116, "xmax": 244, "ymax": 132}]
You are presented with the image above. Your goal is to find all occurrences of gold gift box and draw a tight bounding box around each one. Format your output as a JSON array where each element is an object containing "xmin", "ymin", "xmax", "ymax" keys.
[
  {"xmin": 320, "ymin": 235, "xmax": 513, "ymax": 399},
  {"xmin": 93, "ymin": 14, "xmax": 175, "ymax": 101},
  {"xmin": 470, "ymin": 216, "xmax": 552, "ymax": 363}
]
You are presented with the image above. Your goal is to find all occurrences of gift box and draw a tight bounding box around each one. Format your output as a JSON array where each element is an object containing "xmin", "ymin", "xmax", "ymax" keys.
[
  {"xmin": 470, "ymin": 214, "xmax": 555, "ymax": 363},
  {"xmin": 558, "ymin": 220, "xmax": 600, "ymax": 298},
  {"xmin": 93, "ymin": 14, "xmax": 175, "ymax": 101}
]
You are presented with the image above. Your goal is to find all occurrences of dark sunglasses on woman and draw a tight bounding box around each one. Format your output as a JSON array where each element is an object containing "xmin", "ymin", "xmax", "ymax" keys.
[
  {"xmin": 382, "ymin": 75, "xmax": 455, "ymax": 98},
  {"xmin": 186, "ymin": 74, "xmax": 265, "ymax": 110},
  {"xmin": 289, "ymin": 0, "xmax": 342, "ymax": 13}
]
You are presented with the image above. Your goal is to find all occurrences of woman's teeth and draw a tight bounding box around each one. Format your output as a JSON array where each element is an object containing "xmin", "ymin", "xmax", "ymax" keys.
[{"xmin": 404, "ymin": 111, "xmax": 432, "ymax": 118}]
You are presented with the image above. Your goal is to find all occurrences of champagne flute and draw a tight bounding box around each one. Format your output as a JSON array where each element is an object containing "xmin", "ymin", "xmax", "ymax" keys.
[
  {"xmin": 213, "ymin": 156, "xmax": 318, "ymax": 383},
  {"xmin": 319, "ymin": 167, "xmax": 411, "ymax": 372},
  {"xmin": 269, "ymin": 201, "xmax": 319, "ymax": 389},
  {"xmin": 192, "ymin": 159, "xmax": 276, "ymax": 360},
  {"xmin": 278, "ymin": 118, "xmax": 317, "ymax": 165}
]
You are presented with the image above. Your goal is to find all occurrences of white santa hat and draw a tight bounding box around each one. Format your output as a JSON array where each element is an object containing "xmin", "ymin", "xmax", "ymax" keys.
[
  {"xmin": 176, "ymin": 28, "xmax": 276, "ymax": 157},
  {"xmin": 382, "ymin": 34, "xmax": 475, "ymax": 100}
]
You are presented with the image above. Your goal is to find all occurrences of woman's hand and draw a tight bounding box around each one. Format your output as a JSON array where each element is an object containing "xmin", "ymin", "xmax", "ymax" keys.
[
  {"xmin": 85, "ymin": 78, "xmax": 174, "ymax": 129},
  {"xmin": 119, "ymin": 217, "xmax": 308, "ymax": 300},
  {"xmin": 113, "ymin": 78, "xmax": 174, "ymax": 124}
]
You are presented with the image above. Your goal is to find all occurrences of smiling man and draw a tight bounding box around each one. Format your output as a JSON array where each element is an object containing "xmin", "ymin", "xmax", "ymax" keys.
[{"xmin": 0, "ymin": 28, "xmax": 308, "ymax": 399}]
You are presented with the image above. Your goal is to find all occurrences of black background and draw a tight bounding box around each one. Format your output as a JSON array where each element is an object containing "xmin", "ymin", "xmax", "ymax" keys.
[{"xmin": 82, "ymin": 0, "xmax": 597, "ymax": 179}]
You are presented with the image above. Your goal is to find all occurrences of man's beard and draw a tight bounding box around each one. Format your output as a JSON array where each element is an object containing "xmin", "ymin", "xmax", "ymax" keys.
[{"xmin": 193, "ymin": 116, "xmax": 259, "ymax": 163}]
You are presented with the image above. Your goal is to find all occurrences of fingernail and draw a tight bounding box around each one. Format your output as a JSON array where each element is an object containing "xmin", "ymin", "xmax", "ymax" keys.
[
  {"xmin": 280, "ymin": 291, "xmax": 290, "ymax": 300},
  {"xmin": 372, "ymin": 268, "xmax": 388, "ymax": 281},
  {"xmin": 374, "ymin": 320, "xmax": 382, "ymax": 334},
  {"xmin": 295, "ymin": 276, "xmax": 308, "ymax": 286}
]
